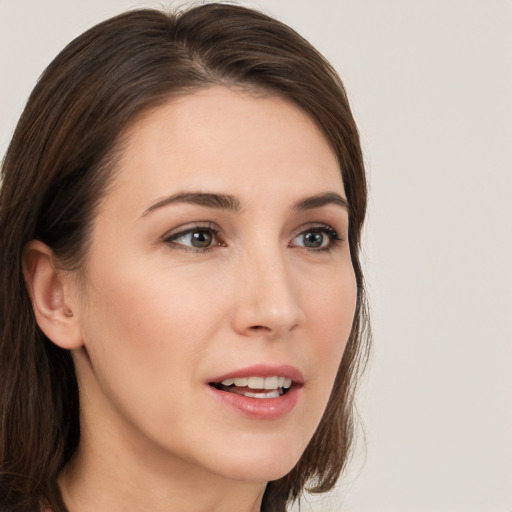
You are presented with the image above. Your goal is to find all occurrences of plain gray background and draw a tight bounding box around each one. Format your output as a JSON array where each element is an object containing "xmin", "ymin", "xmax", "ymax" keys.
[{"xmin": 1, "ymin": 1, "xmax": 511, "ymax": 510}]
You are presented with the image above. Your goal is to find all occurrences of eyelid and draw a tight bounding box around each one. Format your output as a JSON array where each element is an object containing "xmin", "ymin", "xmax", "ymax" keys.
[{"xmin": 291, "ymin": 222, "xmax": 343, "ymax": 239}]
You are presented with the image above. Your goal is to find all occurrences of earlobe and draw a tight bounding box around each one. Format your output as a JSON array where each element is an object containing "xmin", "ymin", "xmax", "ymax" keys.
[{"xmin": 23, "ymin": 240, "xmax": 83, "ymax": 350}]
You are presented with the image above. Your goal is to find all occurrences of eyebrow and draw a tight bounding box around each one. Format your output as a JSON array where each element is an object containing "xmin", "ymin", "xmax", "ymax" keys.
[
  {"xmin": 142, "ymin": 192, "xmax": 242, "ymax": 217},
  {"xmin": 293, "ymin": 192, "xmax": 349, "ymax": 213},
  {"xmin": 141, "ymin": 191, "xmax": 349, "ymax": 217}
]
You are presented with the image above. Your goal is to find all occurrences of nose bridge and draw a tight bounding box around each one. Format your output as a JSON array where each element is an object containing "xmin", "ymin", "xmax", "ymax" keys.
[{"xmin": 232, "ymin": 239, "xmax": 303, "ymax": 337}]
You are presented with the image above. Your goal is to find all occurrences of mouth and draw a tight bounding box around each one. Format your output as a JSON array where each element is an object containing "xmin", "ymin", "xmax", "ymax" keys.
[
  {"xmin": 206, "ymin": 365, "xmax": 304, "ymax": 419},
  {"xmin": 209, "ymin": 375, "xmax": 294, "ymax": 399}
]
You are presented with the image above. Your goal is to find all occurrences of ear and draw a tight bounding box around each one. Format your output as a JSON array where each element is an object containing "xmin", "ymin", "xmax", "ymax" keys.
[{"xmin": 23, "ymin": 240, "xmax": 83, "ymax": 350}]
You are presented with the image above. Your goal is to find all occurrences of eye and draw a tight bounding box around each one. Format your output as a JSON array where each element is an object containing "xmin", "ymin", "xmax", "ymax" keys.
[
  {"xmin": 291, "ymin": 226, "xmax": 341, "ymax": 251},
  {"xmin": 164, "ymin": 225, "xmax": 223, "ymax": 251}
]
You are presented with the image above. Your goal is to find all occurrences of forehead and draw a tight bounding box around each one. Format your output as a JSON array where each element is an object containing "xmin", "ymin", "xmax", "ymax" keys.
[{"xmin": 105, "ymin": 86, "xmax": 344, "ymax": 214}]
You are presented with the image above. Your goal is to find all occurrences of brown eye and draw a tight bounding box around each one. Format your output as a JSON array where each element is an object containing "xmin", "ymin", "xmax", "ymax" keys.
[
  {"xmin": 188, "ymin": 230, "xmax": 214, "ymax": 248},
  {"xmin": 166, "ymin": 226, "xmax": 220, "ymax": 250}
]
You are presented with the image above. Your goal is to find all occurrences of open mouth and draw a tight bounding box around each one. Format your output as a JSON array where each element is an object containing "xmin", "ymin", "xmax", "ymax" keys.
[{"xmin": 209, "ymin": 376, "xmax": 293, "ymax": 399}]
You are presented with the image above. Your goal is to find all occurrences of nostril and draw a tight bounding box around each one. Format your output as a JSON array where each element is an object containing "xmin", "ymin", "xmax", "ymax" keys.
[{"xmin": 249, "ymin": 325, "xmax": 271, "ymax": 332}]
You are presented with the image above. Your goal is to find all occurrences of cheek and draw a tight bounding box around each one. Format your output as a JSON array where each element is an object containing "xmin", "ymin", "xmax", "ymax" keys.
[
  {"xmin": 304, "ymin": 265, "xmax": 357, "ymax": 394},
  {"xmin": 80, "ymin": 260, "xmax": 220, "ymax": 372},
  {"xmin": 308, "ymin": 259, "xmax": 357, "ymax": 335},
  {"xmin": 75, "ymin": 260, "xmax": 227, "ymax": 453},
  {"xmin": 77, "ymin": 247, "xmax": 237, "ymax": 412}
]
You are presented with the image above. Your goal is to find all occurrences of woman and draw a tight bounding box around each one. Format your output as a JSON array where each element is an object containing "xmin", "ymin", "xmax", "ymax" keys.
[{"xmin": 0, "ymin": 3, "xmax": 370, "ymax": 511}]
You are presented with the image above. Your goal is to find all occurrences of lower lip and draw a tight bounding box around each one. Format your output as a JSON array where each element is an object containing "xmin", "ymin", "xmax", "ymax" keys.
[{"xmin": 207, "ymin": 385, "xmax": 302, "ymax": 420}]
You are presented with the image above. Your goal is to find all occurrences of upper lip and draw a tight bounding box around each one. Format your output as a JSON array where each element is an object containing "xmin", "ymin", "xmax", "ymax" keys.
[{"xmin": 208, "ymin": 364, "xmax": 304, "ymax": 384}]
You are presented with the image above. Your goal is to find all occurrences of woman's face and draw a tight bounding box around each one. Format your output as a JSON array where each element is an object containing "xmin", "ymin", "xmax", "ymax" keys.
[{"xmin": 69, "ymin": 86, "xmax": 357, "ymax": 484}]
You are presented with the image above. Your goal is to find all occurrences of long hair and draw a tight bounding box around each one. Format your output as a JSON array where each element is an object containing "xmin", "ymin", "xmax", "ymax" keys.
[{"xmin": 0, "ymin": 4, "xmax": 370, "ymax": 511}]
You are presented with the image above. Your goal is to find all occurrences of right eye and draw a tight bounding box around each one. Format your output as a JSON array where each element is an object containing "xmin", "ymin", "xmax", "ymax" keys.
[{"xmin": 164, "ymin": 225, "xmax": 223, "ymax": 251}]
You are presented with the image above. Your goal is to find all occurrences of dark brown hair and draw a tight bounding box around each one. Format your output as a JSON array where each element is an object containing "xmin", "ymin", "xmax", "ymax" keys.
[{"xmin": 0, "ymin": 4, "xmax": 370, "ymax": 511}]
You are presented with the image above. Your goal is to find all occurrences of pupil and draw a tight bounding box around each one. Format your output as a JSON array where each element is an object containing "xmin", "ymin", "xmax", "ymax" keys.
[
  {"xmin": 192, "ymin": 231, "xmax": 212, "ymax": 247},
  {"xmin": 304, "ymin": 231, "xmax": 323, "ymax": 248}
]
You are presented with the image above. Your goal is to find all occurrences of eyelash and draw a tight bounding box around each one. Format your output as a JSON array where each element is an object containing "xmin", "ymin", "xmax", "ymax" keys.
[{"xmin": 163, "ymin": 223, "xmax": 343, "ymax": 253}]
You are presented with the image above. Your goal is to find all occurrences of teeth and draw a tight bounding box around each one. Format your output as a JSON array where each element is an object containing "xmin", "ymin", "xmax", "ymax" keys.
[
  {"xmin": 221, "ymin": 375, "xmax": 293, "ymax": 390},
  {"xmin": 247, "ymin": 377, "xmax": 264, "ymax": 389},
  {"xmin": 264, "ymin": 376, "xmax": 278, "ymax": 389},
  {"xmin": 242, "ymin": 390, "xmax": 281, "ymax": 399}
]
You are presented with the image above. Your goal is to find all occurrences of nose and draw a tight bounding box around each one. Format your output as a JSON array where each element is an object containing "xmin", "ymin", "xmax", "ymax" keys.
[{"xmin": 230, "ymin": 247, "xmax": 304, "ymax": 339}]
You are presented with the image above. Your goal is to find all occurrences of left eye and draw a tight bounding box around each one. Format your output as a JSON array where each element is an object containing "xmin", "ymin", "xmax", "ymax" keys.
[{"xmin": 291, "ymin": 227, "xmax": 339, "ymax": 250}]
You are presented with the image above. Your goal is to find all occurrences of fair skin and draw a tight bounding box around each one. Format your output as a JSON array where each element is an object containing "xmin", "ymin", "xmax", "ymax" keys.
[{"xmin": 24, "ymin": 87, "xmax": 357, "ymax": 512}]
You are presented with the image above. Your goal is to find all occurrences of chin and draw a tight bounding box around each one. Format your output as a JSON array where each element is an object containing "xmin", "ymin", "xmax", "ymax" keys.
[{"xmin": 200, "ymin": 435, "xmax": 306, "ymax": 483}]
